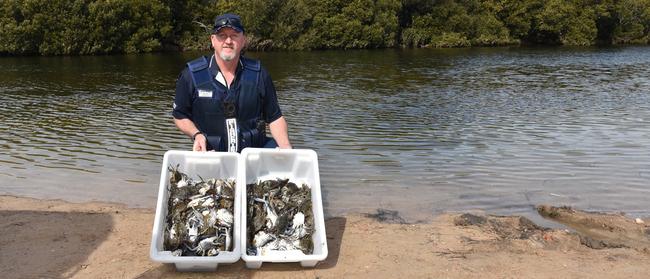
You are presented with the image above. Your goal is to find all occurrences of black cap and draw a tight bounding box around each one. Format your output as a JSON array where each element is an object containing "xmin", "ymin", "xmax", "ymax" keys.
[{"xmin": 213, "ymin": 13, "xmax": 244, "ymax": 33}]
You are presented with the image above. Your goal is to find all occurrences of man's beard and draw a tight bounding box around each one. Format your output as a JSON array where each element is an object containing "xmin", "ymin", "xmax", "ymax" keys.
[{"xmin": 220, "ymin": 51, "xmax": 236, "ymax": 61}]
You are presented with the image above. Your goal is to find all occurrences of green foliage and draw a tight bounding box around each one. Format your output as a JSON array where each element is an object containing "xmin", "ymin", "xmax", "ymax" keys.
[
  {"xmin": 85, "ymin": 0, "xmax": 172, "ymax": 54},
  {"xmin": 268, "ymin": 0, "xmax": 313, "ymax": 49},
  {"xmin": 400, "ymin": 0, "xmax": 515, "ymax": 47},
  {"xmin": 0, "ymin": 0, "xmax": 171, "ymax": 55},
  {"xmin": 496, "ymin": 0, "xmax": 542, "ymax": 42},
  {"xmin": 612, "ymin": 0, "xmax": 650, "ymax": 43},
  {"xmin": 2, "ymin": 0, "xmax": 650, "ymax": 55},
  {"xmin": 530, "ymin": 0, "xmax": 597, "ymax": 45},
  {"xmin": 293, "ymin": 0, "xmax": 400, "ymax": 49}
]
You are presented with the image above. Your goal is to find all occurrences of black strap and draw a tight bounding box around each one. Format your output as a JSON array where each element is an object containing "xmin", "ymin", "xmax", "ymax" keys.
[
  {"xmin": 186, "ymin": 56, "xmax": 213, "ymax": 92},
  {"xmin": 240, "ymin": 57, "xmax": 260, "ymax": 87}
]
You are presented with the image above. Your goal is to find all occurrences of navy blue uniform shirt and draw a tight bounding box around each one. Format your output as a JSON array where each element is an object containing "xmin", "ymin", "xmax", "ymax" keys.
[{"xmin": 172, "ymin": 55, "xmax": 282, "ymax": 124}]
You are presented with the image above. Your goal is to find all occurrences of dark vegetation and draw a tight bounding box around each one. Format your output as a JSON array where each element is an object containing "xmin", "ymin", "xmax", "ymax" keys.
[{"xmin": 1, "ymin": 0, "xmax": 650, "ymax": 55}]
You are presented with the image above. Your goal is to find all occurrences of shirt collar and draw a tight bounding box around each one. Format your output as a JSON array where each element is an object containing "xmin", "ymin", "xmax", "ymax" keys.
[
  {"xmin": 208, "ymin": 54, "xmax": 244, "ymax": 76},
  {"xmin": 209, "ymin": 55, "xmax": 244, "ymax": 88}
]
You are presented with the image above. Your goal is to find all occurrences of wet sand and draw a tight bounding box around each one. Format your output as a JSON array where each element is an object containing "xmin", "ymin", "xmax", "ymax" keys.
[{"xmin": 1, "ymin": 195, "xmax": 648, "ymax": 278}]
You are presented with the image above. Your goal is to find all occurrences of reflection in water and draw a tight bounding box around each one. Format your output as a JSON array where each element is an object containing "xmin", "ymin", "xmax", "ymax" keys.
[{"xmin": 1, "ymin": 47, "xmax": 650, "ymax": 221}]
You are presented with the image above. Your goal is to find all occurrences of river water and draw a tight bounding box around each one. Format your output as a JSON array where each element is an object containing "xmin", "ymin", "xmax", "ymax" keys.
[{"xmin": 1, "ymin": 47, "xmax": 650, "ymax": 222}]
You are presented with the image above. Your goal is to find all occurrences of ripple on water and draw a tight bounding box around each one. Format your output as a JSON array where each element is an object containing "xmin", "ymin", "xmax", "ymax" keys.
[{"xmin": 2, "ymin": 48, "xmax": 650, "ymax": 219}]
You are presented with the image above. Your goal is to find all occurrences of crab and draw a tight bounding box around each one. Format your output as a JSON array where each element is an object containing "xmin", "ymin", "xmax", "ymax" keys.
[
  {"xmin": 188, "ymin": 236, "xmax": 221, "ymax": 256},
  {"xmin": 215, "ymin": 208, "xmax": 234, "ymax": 228}
]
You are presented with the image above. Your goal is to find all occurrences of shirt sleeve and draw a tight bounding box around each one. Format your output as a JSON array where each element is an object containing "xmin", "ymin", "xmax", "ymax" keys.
[
  {"xmin": 172, "ymin": 68, "xmax": 193, "ymax": 120},
  {"xmin": 259, "ymin": 67, "xmax": 283, "ymax": 123}
]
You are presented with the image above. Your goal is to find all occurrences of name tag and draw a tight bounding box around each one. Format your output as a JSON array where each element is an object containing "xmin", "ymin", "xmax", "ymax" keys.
[{"xmin": 198, "ymin": 89, "xmax": 212, "ymax": 98}]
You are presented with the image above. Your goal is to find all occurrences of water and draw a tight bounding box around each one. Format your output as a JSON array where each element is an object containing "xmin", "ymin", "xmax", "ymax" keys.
[{"xmin": 1, "ymin": 47, "xmax": 650, "ymax": 222}]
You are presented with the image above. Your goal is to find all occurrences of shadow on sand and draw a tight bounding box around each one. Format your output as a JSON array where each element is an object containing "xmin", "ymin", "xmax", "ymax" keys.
[{"xmin": 0, "ymin": 210, "xmax": 113, "ymax": 279}]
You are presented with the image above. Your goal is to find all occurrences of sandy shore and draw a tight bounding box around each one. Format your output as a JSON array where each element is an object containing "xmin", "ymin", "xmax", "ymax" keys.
[{"xmin": 1, "ymin": 195, "xmax": 649, "ymax": 279}]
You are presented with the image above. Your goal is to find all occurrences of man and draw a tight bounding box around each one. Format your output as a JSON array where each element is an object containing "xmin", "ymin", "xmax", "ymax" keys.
[{"xmin": 172, "ymin": 13, "xmax": 292, "ymax": 152}]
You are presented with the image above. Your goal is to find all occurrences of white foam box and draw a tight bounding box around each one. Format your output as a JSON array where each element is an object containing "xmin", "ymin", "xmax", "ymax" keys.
[
  {"xmin": 150, "ymin": 150, "xmax": 242, "ymax": 271},
  {"xmin": 239, "ymin": 148, "xmax": 328, "ymax": 268}
]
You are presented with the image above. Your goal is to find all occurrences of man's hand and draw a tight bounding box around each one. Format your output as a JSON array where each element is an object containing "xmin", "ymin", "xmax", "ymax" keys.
[
  {"xmin": 193, "ymin": 133, "xmax": 207, "ymax": 151},
  {"xmin": 174, "ymin": 118, "xmax": 209, "ymax": 151},
  {"xmin": 278, "ymin": 143, "xmax": 292, "ymax": 149}
]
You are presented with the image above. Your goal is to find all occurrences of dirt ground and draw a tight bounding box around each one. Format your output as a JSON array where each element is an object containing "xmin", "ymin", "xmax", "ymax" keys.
[{"xmin": 1, "ymin": 195, "xmax": 649, "ymax": 279}]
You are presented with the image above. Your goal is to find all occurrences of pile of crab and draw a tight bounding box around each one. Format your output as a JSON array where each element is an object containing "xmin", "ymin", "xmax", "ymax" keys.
[
  {"xmin": 246, "ymin": 178, "xmax": 314, "ymax": 256},
  {"xmin": 163, "ymin": 165, "xmax": 235, "ymax": 256}
]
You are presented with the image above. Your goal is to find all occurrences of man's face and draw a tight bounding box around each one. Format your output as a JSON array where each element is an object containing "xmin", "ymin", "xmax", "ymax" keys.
[{"xmin": 211, "ymin": 28, "xmax": 245, "ymax": 62}]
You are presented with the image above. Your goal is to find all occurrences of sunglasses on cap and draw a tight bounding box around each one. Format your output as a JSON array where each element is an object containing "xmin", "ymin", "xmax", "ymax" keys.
[{"xmin": 213, "ymin": 16, "xmax": 244, "ymax": 33}]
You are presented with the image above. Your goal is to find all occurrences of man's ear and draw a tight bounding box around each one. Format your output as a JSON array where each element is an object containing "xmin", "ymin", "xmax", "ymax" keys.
[{"xmin": 209, "ymin": 34, "xmax": 218, "ymax": 50}]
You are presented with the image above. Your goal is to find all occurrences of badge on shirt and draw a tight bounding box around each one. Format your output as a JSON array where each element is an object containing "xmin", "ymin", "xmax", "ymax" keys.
[{"xmin": 198, "ymin": 89, "xmax": 212, "ymax": 98}]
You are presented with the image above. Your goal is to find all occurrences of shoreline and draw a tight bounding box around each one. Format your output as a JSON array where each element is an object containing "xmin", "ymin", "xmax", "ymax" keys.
[
  {"xmin": 3, "ymin": 45, "xmax": 650, "ymax": 58},
  {"xmin": 1, "ymin": 195, "xmax": 648, "ymax": 278}
]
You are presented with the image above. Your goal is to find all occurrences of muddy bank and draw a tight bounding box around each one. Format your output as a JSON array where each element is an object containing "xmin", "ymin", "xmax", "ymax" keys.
[
  {"xmin": 537, "ymin": 205, "xmax": 650, "ymax": 251},
  {"xmin": 1, "ymin": 196, "xmax": 648, "ymax": 278}
]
